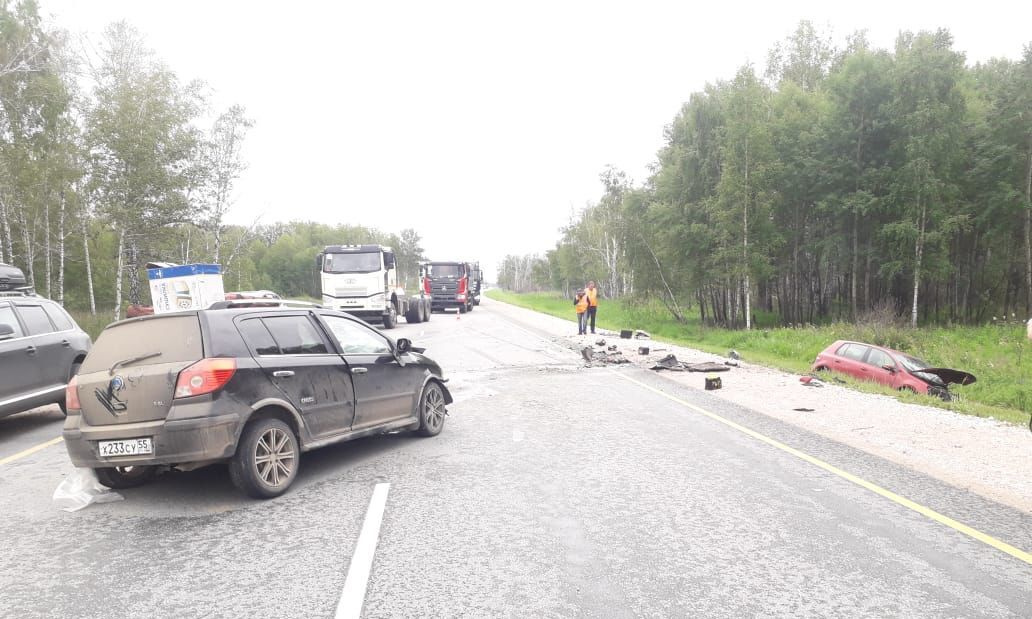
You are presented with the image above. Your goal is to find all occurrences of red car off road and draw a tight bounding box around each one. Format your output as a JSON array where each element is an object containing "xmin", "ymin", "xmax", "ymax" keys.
[{"xmin": 811, "ymin": 340, "xmax": 976, "ymax": 401}]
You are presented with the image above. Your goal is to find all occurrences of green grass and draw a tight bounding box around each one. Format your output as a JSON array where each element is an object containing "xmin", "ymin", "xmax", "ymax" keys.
[{"xmin": 487, "ymin": 289, "xmax": 1032, "ymax": 426}]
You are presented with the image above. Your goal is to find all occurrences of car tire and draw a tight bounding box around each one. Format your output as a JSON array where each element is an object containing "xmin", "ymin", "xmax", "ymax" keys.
[
  {"xmin": 94, "ymin": 465, "xmax": 156, "ymax": 489},
  {"xmin": 416, "ymin": 382, "xmax": 447, "ymax": 437},
  {"xmin": 382, "ymin": 303, "xmax": 398, "ymax": 329},
  {"xmin": 58, "ymin": 362, "xmax": 82, "ymax": 415},
  {"xmin": 229, "ymin": 418, "xmax": 299, "ymax": 499}
]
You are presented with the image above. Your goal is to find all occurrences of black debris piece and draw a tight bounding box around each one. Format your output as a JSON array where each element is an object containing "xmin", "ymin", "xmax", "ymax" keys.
[
  {"xmin": 650, "ymin": 354, "xmax": 684, "ymax": 371},
  {"xmin": 595, "ymin": 339, "xmax": 606, "ymax": 347},
  {"xmin": 684, "ymin": 362, "xmax": 731, "ymax": 373},
  {"xmin": 793, "ymin": 407, "xmax": 815, "ymax": 412},
  {"xmin": 704, "ymin": 375, "xmax": 722, "ymax": 390},
  {"xmin": 620, "ymin": 330, "xmax": 633, "ymax": 339},
  {"xmin": 581, "ymin": 347, "xmax": 594, "ymax": 362},
  {"xmin": 607, "ymin": 345, "xmax": 618, "ymax": 352},
  {"xmin": 634, "ymin": 330, "xmax": 651, "ymax": 340},
  {"xmin": 638, "ymin": 346, "xmax": 650, "ymax": 355},
  {"xmin": 728, "ymin": 349, "xmax": 741, "ymax": 360}
]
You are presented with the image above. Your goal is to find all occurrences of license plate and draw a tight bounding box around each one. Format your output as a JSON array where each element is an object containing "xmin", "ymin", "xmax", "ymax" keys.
[{"xmin": 98, "ymin": 438, "xmax": 153, "ymax": 457}]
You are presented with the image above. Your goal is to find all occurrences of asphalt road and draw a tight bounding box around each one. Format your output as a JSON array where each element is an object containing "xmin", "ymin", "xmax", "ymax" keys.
[{"xmin": 1, "ymin": 298, "xmax": 1030, "ymax": 618}]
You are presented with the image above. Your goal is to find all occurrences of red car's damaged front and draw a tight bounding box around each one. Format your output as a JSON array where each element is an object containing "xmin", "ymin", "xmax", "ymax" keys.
[{"xmin": 811, "ymin": 340, "xmax": 977, "ymax": 401}]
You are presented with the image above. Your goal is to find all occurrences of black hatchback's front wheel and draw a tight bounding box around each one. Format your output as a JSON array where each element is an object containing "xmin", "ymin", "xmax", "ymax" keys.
[
  {"xmin": 230, "ymin": 418, "xmax": 299, "ymax": 499},
  {"xmin": 416, "ymin": 382, "xmax": 447, "ymax": 437}
]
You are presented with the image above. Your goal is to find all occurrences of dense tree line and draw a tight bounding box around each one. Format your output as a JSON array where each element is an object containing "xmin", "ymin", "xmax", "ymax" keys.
[
  {"xmin": 0, "ymin": 2, "xmax": 424, "ymax": 317},
  {"xmin": 502, "ymin": 23, "xmax": 1032, "ymax": 328}
]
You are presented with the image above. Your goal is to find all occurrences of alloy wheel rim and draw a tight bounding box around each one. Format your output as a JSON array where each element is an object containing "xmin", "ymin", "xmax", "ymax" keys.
[
  {"xmin": 254, "ymin": 428, "xmax": 295, "ymax": 487},
  {"xmin": 425, "ymin": 388, "xmax": 445, "ymax": 429}
]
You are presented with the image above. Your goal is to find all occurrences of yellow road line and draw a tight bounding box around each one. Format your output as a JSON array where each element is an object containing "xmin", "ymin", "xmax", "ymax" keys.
[
  {"xmin": 615, "ymin": 371, "xmax": 1032, "ymax": 566},
  {"xmin": 0, "ymin": 436, "xmax": 63, "ymax": 466}
]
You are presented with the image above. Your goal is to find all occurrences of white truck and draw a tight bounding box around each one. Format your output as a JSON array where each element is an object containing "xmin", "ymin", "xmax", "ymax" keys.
[{"xmin": 316, "ymin": 244, "xmax": 431, "ymax": 328}]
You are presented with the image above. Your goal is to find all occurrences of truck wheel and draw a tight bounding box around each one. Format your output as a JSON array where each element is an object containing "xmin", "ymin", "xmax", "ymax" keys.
[
  {"xmin": 459, "ymin": 304, "xmax": 467, "ymax": 314},
  {"xmin": 405, "ymin": 303, "xmax": 420, "ymax": 323},
  {"xmin": 422, "ymin": 301, "xmax": 431, "ymax": 321},
  {"xmin": 467, "ymin": 301, "xmax": 474, "ymax": 313},
  {"xmin": 382, "ymin": 303, "xmax": 398, "ymax": 329}
]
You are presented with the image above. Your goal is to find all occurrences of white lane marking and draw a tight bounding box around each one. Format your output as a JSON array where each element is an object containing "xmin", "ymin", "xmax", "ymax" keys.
[
  {"xmin": 513, "ymin": 429, "xmax": 525, "ymax": 442},
  {"xmin": 335, "ymin": 483, "xmax": 391, "ymax": 619}
]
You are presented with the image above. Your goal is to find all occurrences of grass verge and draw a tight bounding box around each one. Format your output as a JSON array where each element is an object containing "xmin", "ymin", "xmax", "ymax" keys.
[{"xmin": 487, "ymin": 289, "xmax": 1032, "ymax": 427}]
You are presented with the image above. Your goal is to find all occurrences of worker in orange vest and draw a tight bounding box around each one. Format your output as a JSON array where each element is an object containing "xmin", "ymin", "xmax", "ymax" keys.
[
  {"xmin": 585, "ymin": 280, "xmax": 599, "ymax": 334},
  {"xmin": 574, "ymin": 289, "xmax": 589, "ymax": 334}
]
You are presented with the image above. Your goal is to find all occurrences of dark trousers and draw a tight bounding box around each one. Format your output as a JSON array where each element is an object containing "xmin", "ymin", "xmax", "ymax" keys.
[
  {"xmin": 586, "ymin": 306, "xmax": 597, "ymax": 333},
  {"xmin": 577, "ymin": 312, "xmax": 588, "ymax": 334}
]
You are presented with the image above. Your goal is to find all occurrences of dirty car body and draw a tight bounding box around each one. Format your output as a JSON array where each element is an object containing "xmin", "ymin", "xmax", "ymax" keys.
[
  {"xmin": 62, "ymin": 305, "xmax": 451, "ymax": 498},
  {"xmin": 811, "ymin": 340, "xmax": 976, "ymax": 400}
]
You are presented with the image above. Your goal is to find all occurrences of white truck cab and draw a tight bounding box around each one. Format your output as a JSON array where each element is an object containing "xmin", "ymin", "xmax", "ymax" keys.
[{"xmin": 317, "ymin": 244, "xmax": 430, "ymax": 328}]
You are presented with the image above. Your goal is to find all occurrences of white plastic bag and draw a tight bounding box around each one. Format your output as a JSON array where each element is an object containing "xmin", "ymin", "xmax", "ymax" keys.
[{"xmin": 52, "ymin": 467, "xmax": 124, "ymax": 512}]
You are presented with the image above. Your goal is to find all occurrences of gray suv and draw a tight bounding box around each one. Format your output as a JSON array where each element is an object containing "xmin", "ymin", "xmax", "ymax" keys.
[{"xmin": 0, "ymin": 293, "xmax": 92, "ymax": 419}]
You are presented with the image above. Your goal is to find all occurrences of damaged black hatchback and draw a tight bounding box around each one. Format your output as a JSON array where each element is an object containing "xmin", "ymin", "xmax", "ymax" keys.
[{"xmin": 63, "ymin": 302, "xmax": 451, "ymax": 498}]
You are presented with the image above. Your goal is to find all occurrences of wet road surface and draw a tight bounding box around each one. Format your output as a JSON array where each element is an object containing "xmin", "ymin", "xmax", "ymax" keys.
[{"xmin": 1, "ymin": 298, "xmax": 1030, "ymax": 617}]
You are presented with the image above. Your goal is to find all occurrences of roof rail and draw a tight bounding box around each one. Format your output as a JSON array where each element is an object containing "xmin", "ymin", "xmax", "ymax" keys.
[
  {"xmin": 0, "ymin": 288, "xmax": 35, "ymax": 298},
  {"xmin": 207, "ymin": 299, "xmax": 324, "ymax": 310}
]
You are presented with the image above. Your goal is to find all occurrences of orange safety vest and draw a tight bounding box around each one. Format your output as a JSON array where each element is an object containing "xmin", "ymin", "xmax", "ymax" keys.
[
  {"xmin": 586, "ymin": 288, "xmax": 598, "ymax": 307},
  {"xmin": 575, "ymin": 295, "xmax": 589, "ymax": 314}
]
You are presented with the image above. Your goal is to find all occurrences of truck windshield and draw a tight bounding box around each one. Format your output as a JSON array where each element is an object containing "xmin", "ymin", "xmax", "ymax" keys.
[
  {"xmin": 429, "ymin": 264, "xmax": 464, "ymax": 277},
  {"xmin": 324, "ymin": 252, "xmax": 381, "ymax": 273}
]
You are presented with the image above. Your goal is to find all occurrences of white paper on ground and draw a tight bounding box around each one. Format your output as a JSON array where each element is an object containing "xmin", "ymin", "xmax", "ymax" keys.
[{"xmin": 52, "ymin": 467, "xmax": 124, "ymax": 512}]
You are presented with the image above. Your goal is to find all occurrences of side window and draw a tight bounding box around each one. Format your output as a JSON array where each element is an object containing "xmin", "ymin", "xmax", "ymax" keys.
[
  {"xmin": 836, "ymin": 343, "xmax": 868, "ymax": 362},
  {"xmin": 263, "ymin": 315, "xmax": 329, "ymax": 355},
  {"xmin": 867, "ymin": 348, "xmax": 894, "ymax": 369},
  {"xmin": 43, "ymin": 303, "xmax": 74, "ymax": 331},
  {"xmin": 16, "ymin": 304, "xmax": 55, "ymax": 336},
  {"xmin": 237, "ymin": 318, "xmax": 281, "ymax": 356},
  {"xmin": 321, "ymin": 315, "xmax": 391, "ymax": 355},
  {"xmin": 0, "ymin": 304, "xmax": 24, "ymax": 338}
]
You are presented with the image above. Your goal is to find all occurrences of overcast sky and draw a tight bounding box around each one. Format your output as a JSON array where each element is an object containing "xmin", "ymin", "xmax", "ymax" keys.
[{"xmin": 40, "ymin": 0, "xmax": 1031, "ymax": 280}]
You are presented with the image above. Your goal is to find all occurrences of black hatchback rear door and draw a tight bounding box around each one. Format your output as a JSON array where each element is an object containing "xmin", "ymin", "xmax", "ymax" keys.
[{"xmin": 237, "ymin": 314, "xmax": 356, "ymax": 439}]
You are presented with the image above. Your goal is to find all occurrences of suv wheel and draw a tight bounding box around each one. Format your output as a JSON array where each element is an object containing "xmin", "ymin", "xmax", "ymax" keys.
[
  {"xmin": 95, "ymin": 465, "xmax": 156, "ymax": 489},
  {"xmin": 229, "ymin": 418, "xmax": 299, "ymax": 499},
  {"xmin": 382, "ymin": 303, "xmax": 398, "ymax": 329},
  {"xmin": 416, "ymin": 382, "xmax": 447, "ymax": 437}
]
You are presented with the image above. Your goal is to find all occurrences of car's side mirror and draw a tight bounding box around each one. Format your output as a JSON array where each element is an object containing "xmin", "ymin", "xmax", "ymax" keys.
[
  {"xmin": 0, "ymin": 323, "xmax": 14, "ymax": 340},
  {"xmin": 882, "ymin": 364, "xmax": 896, "ymax": 373},
  {"xmin": 396, "ymin": 338, "xmax": 412, "ymax": 354}
]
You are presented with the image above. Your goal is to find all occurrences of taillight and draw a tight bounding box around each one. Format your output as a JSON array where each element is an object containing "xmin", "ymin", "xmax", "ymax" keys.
[
  {"xmin": 457, "ymin": 276, "xmax": 467, "ymax": 294},
  {"xmin": 65, "ymin": 376, "xmax": 81, "ymax": 411},
  {"xmin": 175, "ymin": 358, "xmax": 237, "ymax": 399},
  {"xmin": 423, "ymin": 277, "xmax": 431, "ymax": 295}
]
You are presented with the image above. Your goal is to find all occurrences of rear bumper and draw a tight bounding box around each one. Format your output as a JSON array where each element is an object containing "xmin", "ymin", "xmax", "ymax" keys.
[{"xmin": 62, "ymin": 411, "xmax": 241, "ymax": 468}]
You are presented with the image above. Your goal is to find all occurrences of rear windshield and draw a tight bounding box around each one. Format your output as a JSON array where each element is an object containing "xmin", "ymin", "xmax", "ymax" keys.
[
  {"xmin": 82, "ymin": 315, "xmax": 203, "ymax": 373},
  {"xmin": 428, "ymin": 264, "xmax": 464, "ymax": 277}
]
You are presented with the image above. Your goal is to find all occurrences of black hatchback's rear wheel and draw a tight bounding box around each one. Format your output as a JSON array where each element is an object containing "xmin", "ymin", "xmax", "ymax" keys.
[
  {"xmin": 94, "ymin": 465, "xmax": 156, "ymax": 489},
  {"xmin": 229, "ymin": 418, "xmax": 299, "ymax": 499},
  {"xmin": 416, "ymin": 382, "xmax": 447, "ymax": 437}
]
